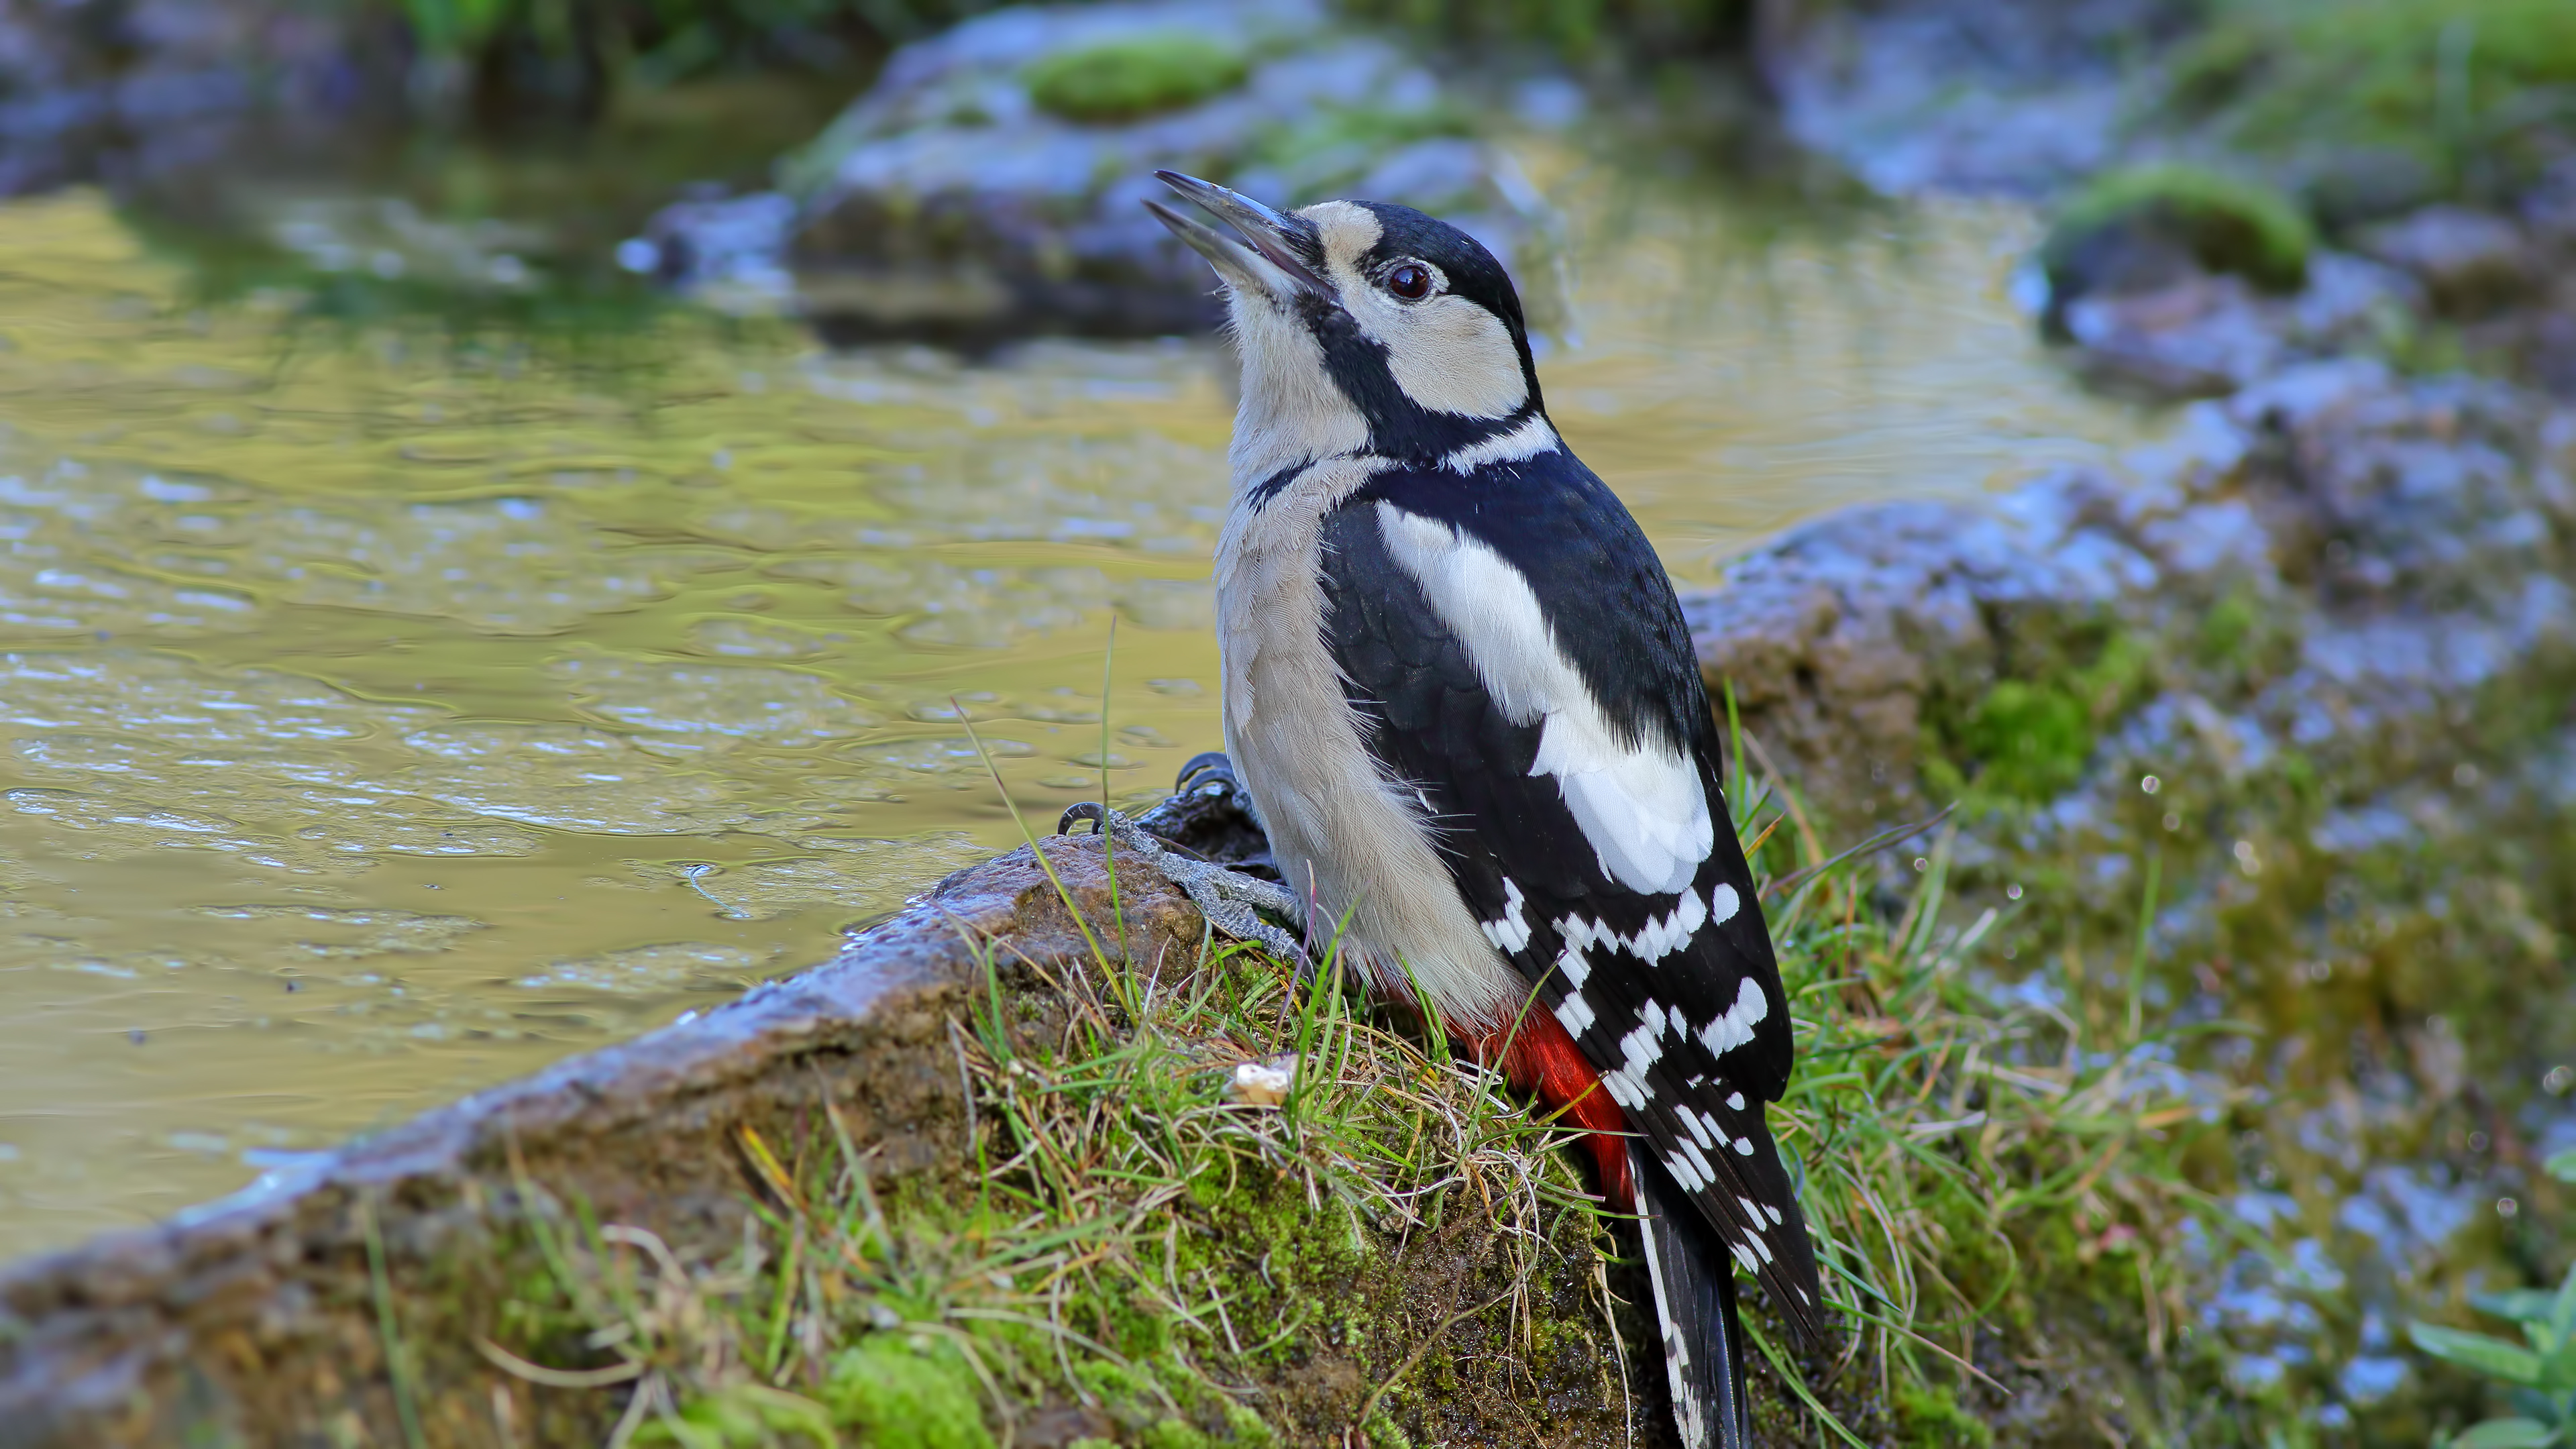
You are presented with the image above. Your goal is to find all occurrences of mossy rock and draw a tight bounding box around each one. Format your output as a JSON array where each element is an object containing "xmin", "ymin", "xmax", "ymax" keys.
[
  {"xmin": 2041, "ymin": 164, "xmax": 2314, "ymax": 320},
  {"xmin": 1023, "ymin": 31, "xmax": 1250, "ymax": 124}
]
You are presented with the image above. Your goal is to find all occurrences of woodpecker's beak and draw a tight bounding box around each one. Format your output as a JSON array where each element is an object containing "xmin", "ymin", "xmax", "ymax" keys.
[{"xmin": 1145, "ymin": 170, "xmax": 1329, "ymax": 302}]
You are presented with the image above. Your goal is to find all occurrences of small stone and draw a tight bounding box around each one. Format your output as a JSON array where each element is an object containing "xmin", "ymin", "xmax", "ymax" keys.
[
  {"xmin": 1228, "ymin": 1055, "xmax": 1297, "ymax": 1106},
  {"xmin": 2355, "ymin": 206, "xmax": 2535, "ymax": 316}
]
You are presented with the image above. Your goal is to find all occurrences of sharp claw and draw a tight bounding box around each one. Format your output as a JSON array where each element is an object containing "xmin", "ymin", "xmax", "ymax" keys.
[
  {"xmin": 1069, "ymin": 794, "xmax": 1309, "ymax": 972},
  {"xmin": 1173, "ymin": 750, "xmax": 1236, "ymax": 797}
]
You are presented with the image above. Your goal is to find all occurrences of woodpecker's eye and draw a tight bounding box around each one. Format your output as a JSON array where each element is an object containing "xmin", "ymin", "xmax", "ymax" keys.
[{"xmin": 1385, "ymin": 264, "xmax": 1434, "ymax": 301}]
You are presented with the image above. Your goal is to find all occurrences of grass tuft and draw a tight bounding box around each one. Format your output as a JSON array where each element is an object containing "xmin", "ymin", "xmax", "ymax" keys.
[{"xmin": 444, "ymin": 659, "xmax": 2237, "ymax": 1442}]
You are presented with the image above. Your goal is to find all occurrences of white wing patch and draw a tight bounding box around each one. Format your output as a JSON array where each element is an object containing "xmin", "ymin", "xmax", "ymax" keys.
[
  {"xmin": 1556, "ymin": 888, "xmax": 1708, "ymax": 967},
  {"xmin": 1697, "ymin": 976, "xmax": 1770, "ymax": 1057},
  {"xmin": 1480, "ymin": 875, "xmax": 1532, "ymax": 953},
  {"xmin": 1604, "ymin": 1022, "xmax": 1657, "ymax": 1109},
  {"xmin": 1373, "ymin": 503, "xmax": 1715, "ymax": 897},
  {"xmin": 1554, "ymin": 990, "xmax": 1597, "ymax": 1036}
]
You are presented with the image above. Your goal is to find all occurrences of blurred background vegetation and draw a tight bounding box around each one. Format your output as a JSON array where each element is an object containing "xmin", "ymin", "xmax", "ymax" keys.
[{"xmin": 346, "ymin": 0, "xmax": 1762, "ymax": 119}]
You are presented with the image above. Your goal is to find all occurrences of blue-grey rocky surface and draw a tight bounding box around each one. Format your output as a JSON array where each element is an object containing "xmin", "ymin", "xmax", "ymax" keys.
[
  {"xmin": 1688, "ymin": 357, "xmax": 2575, "ymax": 818},
  {"xmin": 639, "ymin": 0, "xmax": 1558, "ymax": 339},
  {"xmin": 0, "ymin": 0, "xmax": 398, "ymax": 196},
  {"xmin": 1758, "ymin": 0, "xmax": 2576, "ymax": 403},
  {"xmin": 1683, "ymin": 345, "xmax": 2576, "ymax": 1435}
]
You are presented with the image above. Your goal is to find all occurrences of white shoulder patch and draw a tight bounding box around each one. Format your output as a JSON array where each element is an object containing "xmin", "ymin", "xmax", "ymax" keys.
[{"xmin": 1375, "ymin": 502, "xmax": 1713, "ymax": 896}]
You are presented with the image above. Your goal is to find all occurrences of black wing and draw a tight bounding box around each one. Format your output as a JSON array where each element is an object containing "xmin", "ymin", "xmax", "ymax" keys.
[{"xmin": 1320, "ymin": 451, "xmax": 1826, "ymax": 1342}]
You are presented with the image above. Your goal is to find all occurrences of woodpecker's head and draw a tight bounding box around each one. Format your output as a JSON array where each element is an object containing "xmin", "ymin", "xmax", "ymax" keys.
[{"xmin": 1146, "ymin": 170, "xmax": 1546, "ymax": 481}]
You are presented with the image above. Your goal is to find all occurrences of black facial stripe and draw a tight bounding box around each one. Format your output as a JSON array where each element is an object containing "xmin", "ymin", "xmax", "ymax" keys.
[{"xmin": 1303, "ymin": 293, "xmax": 1538, "ymax": 462}]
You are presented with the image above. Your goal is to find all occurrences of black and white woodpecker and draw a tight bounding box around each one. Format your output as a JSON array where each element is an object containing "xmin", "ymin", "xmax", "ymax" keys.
[{"xmin": 1103, "ymin": 171, "xmax": 1826, "ymax": 1446}]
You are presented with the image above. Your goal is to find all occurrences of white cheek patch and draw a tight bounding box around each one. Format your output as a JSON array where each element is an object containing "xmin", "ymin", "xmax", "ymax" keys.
[
  {"xmin": 1697, "ymin": 976, "xmax": 1770, "ymax": 1058},
  {"xmin": 1375, "ymin": 505, "xmax": 1715, "ymax": 896},
  {"xmin": 1371, "ymin": 293, "xmax": 1527, "ymax": 420},
  {"xmin": 1300, "ymin": 200, "xmax": 1527, "ymax": 423}
]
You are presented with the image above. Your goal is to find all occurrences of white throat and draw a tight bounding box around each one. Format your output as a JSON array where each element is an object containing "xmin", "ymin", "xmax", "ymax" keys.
[{"xmin": 1223, "ymin": 287, "xmax": 1366, "ymax": 488}]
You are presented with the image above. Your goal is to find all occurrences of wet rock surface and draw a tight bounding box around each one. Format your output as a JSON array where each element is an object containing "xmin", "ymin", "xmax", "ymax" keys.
[
  {"xmin": 1686, "ymin": 357, "xmax": 2575, "ymax": 826},
  {"xmin": 1756, "ymin": 0, "xmax": 2192, "ymax": 197},
  {"xmin": 1684, "ymin": 358, "xmax": 2576, "ymax": 1435},
  {"xmin": 643, "ymin": 0, "xmax": 1557, "ymax": 339},
  {"xmin": 0, "ymin": 0, "xmax": 400, "ymax": 196}
]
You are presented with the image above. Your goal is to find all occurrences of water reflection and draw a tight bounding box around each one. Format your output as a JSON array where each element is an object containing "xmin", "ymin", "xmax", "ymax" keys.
[{"xmin": 0, "ymin": 146, "xmax": 2143, "ymax": 1257}]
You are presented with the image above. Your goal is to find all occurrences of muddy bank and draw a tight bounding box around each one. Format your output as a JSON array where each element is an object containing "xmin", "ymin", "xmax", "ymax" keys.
[
  {"xmin": 3, "ymin": 807, "xmax": 1761, "ymax": 1447},
  {"xmin": 0, "ymin": 834, "xmax": 1157, "ymax": 1445}
]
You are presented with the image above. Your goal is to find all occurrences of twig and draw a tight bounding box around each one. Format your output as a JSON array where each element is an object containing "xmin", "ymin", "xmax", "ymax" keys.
[
  {"xmin": 1762, "ymin": 804, "xmax": 1960, "ymax": 901},
  {"xmin": 474, "ymin": 1336, "xmax": 645, "ymax": 1389}
]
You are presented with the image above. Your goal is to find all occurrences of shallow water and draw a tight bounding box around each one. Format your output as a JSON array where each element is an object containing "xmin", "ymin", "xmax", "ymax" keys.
[{"xmin": 0, "ymin": 136, "xmax": 2146, "ymax": 1259}]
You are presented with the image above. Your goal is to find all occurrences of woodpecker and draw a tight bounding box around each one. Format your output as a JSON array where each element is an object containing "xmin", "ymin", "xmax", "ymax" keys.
[{"xmin": 1118, "ymin": 171, "xmax": 1827, "ymax": 1446}]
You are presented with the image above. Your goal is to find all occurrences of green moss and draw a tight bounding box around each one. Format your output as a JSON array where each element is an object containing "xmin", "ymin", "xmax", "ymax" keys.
[
  {"xmin": 1361, "ymin": 1413, "xmax": 1412, "ymax": 1449},
  {"xmin": 2043, "ymin": 164, "xmax": 2316, "ymax": 296},
  {"xmin": 1022, "ymin": 32, "xmax": 1250, "ymax": 124},
  {"xmin": 1959, "ymin": 681, "xmax": 2093, "ymax": 802},
  {"xmin": 1250, "ymin": 103, "xmax": 1477, "ymax": 200},
  {"xmin": 820, "ymin": 1338, "xmax": 995, "ymax": 1449},
  {"xmin": 1337, "ymin": 0, "xmax": 1735, "ymax": 59},
  {"xmin": 635, "ymin": 1384, "xmax": 838, "ymax": 1448},
  {"xmin": 2165, "ymin": 0, "xmax": 2576, "ymax": 201},
  {"xmin": 1892, "ymin": 1383, "xmax": 1994, "ymax": 1448},
  {"xmin": 1920, "ymin": 625, "xmax": 2159, "ymax": 805},
  {"xmin": 1221, "ymin": 1404, "xmax": 1276, "ymax": 1444},
  {"xmin": 2196, "ymin": 588, "xmax": 2259, "ymax": 666}
]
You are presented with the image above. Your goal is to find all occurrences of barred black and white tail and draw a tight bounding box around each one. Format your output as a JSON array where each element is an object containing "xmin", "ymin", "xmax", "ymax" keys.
[{"xmin": 1635, "ymin": 1147, "xmax": 1754, "ymax": 1449}]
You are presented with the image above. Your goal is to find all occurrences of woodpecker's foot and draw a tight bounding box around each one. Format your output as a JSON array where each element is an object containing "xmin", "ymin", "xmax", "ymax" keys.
[
  {"xmin": 1129, "ymin": 751, "xmax": 1279, "ymax": 875},
  {"xmin": 1061, "ymin": 802, "xmax": 1308, "ymax": 968}
]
